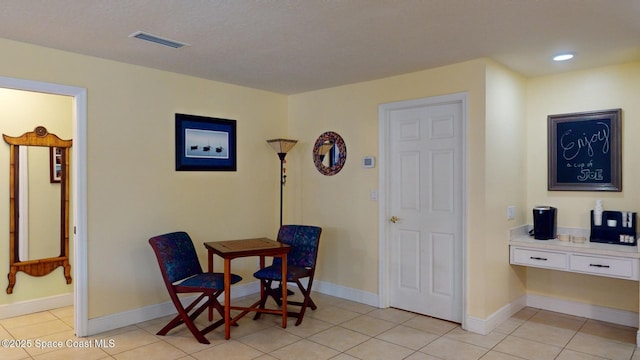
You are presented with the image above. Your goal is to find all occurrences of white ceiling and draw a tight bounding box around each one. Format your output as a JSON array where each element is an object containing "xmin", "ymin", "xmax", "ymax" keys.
[{"xmin": 1, "ymin": 0, "xmax": 639, "ymax": 94}]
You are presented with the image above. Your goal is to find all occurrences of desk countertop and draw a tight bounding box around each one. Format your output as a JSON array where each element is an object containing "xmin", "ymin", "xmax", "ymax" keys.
[{"xmin": 510, "ymin": 235, "xmax": 640, "ymax": 258}]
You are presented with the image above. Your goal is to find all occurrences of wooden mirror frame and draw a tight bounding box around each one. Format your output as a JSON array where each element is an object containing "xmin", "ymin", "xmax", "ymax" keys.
[{"xmin": 3, "ymin": 126, "xmax": 72, "ymax": 294}]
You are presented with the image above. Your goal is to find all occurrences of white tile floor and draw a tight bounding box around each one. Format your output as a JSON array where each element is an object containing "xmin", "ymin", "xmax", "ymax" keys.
[{"xmin": 1, "ymin": 292, "xmax": 639, "ymax": 359}]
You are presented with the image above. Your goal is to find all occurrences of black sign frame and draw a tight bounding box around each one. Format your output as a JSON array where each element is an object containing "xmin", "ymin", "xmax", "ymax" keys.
[{"xmin": 548, "ymin": 109, "xmax": 621, "ymax": 191}]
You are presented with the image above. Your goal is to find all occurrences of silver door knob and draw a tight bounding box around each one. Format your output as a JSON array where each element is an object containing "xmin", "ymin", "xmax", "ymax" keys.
[{"xmin": 390, "ymin": 216, "xmax": 399, "ymax": 223}]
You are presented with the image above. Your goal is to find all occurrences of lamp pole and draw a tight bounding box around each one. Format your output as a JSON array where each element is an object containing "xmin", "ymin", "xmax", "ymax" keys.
[
  {"xmin": 277, "ymin": 152, "xmax": 286, "ymax": 227},
  {"xmin": 266, "ymin": 138, "xmax": 297, "ymax": 228}
]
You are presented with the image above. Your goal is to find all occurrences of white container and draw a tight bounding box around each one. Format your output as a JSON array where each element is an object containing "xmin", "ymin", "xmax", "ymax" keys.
[
  {"xmin": 594, "ymin": 212, "xmax": 603, "ymax": 226},
  {"xmin": 593, "ymin": 200, "xmax": 604, "ymax": 226},
  {"xmin": 593, "ymin": 200, "xmax": 603, "ymax": 226}
]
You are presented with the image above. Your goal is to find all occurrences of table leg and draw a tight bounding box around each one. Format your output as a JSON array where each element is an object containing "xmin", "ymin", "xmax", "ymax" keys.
[
  {"xmin": 259, "ymin": 256, "xmax": 266, "ymax": 299},
  {"xmin": 224, "ymin": 258, "xmax": 231, "ymax": 340},
  {"xmin": 281, "ymin": 254, "xmax": 287, "ymax": 329},
  {"xmin": 208, "ymin": 250, "xmax": 214, "ymax": 321}
]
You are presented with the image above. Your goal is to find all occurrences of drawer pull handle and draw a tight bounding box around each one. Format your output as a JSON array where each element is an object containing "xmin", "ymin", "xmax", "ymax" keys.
[
  {"xmin": 530, "ymin": 256, "xmax": 547, "ymax": 261},
  {"xmin": 589, "ymin": 264, "xmax": 610, "ymax": 268}
]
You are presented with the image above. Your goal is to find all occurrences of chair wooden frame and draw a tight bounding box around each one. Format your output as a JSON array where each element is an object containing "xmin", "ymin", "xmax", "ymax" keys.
[
  {"xmin": 253, "ymin": 225, "xmax": 322, "ymax": 326},
  {"xmin": 149, "ymin": 231, "xmax": 241, "ymax": 344}
]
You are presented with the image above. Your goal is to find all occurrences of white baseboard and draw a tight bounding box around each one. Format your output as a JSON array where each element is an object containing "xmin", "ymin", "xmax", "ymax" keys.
[
  {"xmin": 465, "ymin": 293, "xmax": 639, "ymax": 338},
  {"xmin": 0, "ymin": 293, "xmax": 73, "ymax": 319},
  {"xmin": 465, "ymin": 295, "xmax": 526, "ymax": 335},
  {"xmin": 81, "ymin": 284, "xmax": 637, "ymax": 340},
  {"xmin": 86, "ymin": 280, "xmax": 378, "ymax": 336},
  {"xmin": 87, "ymin": 281, "xmax": 260, "ymax": 335},
  {"xmin": 313, "ymin": 280, "xmax": 379, "ymax": 307},
  {"xmin": 526, "ymin": 293, "xmax": 638, "ymax": 328}
]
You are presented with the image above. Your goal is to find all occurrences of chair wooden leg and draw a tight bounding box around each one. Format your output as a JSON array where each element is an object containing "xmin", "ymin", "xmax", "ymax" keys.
[
  {"xmin": 293, "ymin": 279, "xmax": 314, "ymax": 326},
  {"xmin": 157, "ymin": 291, "xmax": 227, "ymax": 345},
  {"xmin": 268, "ymin": 281, "xmax": 284, "ymax": 307},
  {"xmin": 182, "ymin": 310, "xmax": 210, "ymax": 344},
  {"xmin": 208, "ymin": 290, "xmax": 225, "ymax": 321},
  {"xmin": 158, "ymin": 294, "xmax": 210, "ymax": 344},
  {"xmin": 253, "ymin": 279, "xmax": 271, "ymax": 320},
  {"xmin": 253, "ymin": 275, "xmax": 318, "ymax": 326},
  {"xmin": 295, "ymin": 282, "xmax": 317, "ymax": 311},
  {"xmin": 157, "ymin": 293, "xmax": 206, "ymax": 335}
]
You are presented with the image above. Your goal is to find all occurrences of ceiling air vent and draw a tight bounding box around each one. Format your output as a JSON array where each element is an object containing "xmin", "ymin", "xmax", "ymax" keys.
[{"xmin": 129, "ymin": 31, "xmax": 190, "ymax": 49}]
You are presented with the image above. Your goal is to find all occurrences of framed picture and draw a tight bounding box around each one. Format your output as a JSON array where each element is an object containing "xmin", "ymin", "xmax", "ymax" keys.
[
  {"xmin": 50, "ymin": 146, "xmax": 62, "ymax": 183},
  {"xmin": 175, "ymin": 113, "xmax": 237, "ymax": 171},
  {"xmin": 548, "ymin": 108, "xmax": 621, "ymax": 191}
]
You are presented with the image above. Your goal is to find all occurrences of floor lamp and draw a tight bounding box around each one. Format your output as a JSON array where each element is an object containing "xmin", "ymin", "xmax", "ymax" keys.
[{"xmin": 267, "ymin": 138, "xmax": 298, "ymax": 227}]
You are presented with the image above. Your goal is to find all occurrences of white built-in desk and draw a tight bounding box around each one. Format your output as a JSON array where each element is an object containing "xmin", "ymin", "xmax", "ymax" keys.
[
  {"xmin": 510, "ymin": 231, "xmax": 640, "ymax": 346},
  {"xmin": 510, "ymin": 236, "xmax": 640, "ymax": 280}
]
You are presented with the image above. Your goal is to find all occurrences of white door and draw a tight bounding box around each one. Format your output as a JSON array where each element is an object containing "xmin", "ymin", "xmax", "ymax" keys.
[{"xmin": 382, "ymin": 95, "xmax": 464, "ymax": 323}]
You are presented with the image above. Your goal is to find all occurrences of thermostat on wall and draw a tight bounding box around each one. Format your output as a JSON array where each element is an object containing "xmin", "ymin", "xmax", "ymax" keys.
[{"xmin": 362, "ymin": 156, "xmax": 375, "ymax": 168}]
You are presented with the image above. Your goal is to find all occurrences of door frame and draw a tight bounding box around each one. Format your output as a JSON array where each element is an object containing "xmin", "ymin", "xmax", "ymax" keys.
[
  {"xmin": 378, "ymin": 92, "xmax": 468, "ymax": 327},
  {"xmin": 0, "ymin": 76, "xmax": 88, "ymax": 336}
]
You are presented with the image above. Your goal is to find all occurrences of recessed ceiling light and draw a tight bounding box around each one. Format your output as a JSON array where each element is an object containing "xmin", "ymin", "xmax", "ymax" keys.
[{"xmin": 553, "ymin": 53, "xmax": 574, "ymax": 62}]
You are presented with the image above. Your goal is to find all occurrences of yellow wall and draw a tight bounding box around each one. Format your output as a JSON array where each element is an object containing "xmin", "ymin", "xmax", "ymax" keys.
[
  {"xmin": 0, "ymin": 38, "xmax": 288, "ymax": 318},
  {"xmin": 288, "ymin": 59, "xmax": 525, "ymax": 318},
  {"xmin": 525, "ymin": 61, "xmax": 640, "ymax": 312},
  {"xmin": 1, "ymin": 34, "xmax": 638, "ymax": 326},
  {"xmin": 483, "ymin": 61, "xmax": 528, "ymax": 317},
  {"xmin": 0, "ymin": 89, "xmax": 73, "ymax": 303}
]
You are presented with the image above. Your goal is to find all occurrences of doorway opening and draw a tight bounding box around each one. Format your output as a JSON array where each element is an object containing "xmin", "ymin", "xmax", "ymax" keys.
[{"xmin": 0, "ymin": 76, "xmax": 87, "ymax": 336}]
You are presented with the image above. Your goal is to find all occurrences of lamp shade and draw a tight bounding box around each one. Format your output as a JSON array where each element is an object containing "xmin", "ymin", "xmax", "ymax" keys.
[{"xmin": 266, "ymin": 138, "xmax": 298, "ymax": 154}]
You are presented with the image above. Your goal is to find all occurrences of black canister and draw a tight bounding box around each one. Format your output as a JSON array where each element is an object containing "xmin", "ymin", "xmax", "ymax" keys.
[{"xmin": 532, "ymin": 206, "xmax": 557, "ymax": 240}]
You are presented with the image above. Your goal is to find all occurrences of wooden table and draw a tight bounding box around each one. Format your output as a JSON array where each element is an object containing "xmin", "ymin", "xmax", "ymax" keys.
[{"xmin": 204, "ymin": 237, "xmax": 290, "ymax": 340}]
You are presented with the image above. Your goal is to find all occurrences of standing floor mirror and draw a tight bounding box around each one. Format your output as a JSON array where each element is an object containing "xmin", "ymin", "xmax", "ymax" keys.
[{"xmin": 3, "ymin": 126, "xmax": 72, "ymax": 294}]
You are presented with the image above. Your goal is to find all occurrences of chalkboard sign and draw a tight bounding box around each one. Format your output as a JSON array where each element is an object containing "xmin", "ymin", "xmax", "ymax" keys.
[{"xmin": 548, "ymin": 109, "xmax": 621, "ymax": 191}]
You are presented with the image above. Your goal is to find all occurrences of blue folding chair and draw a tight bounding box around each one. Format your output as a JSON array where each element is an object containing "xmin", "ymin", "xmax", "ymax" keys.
[
  {"xmin": 253, "ymin": 225, "xmax": 322, "ymax": 325},
  {"xmin": 149, "ymin": 231, "xmax": 241, "ymax": 344}
]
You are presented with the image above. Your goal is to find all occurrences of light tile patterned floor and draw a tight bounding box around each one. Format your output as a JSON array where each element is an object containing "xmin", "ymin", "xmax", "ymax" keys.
[{"xmin": 1, "ymin": 292, "xmax": 639, "ymax": 359}]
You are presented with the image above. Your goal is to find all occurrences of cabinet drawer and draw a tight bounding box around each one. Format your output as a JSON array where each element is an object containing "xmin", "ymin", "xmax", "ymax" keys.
[
  {"xmin": 570, "ymin": 254, "xmax": 638, "ymax": 280},
  {"xmin": 511, "ymin": 248, "xmax": 567, "ymax": 270}
]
